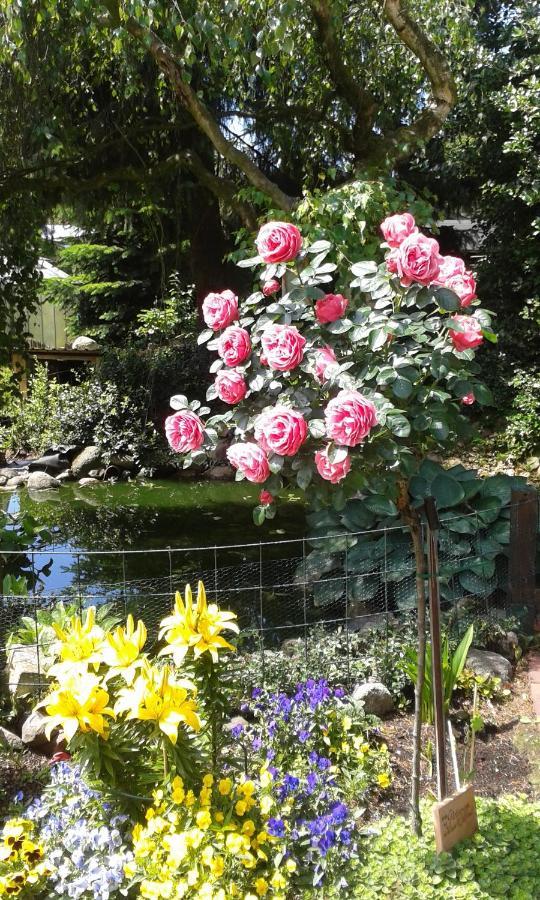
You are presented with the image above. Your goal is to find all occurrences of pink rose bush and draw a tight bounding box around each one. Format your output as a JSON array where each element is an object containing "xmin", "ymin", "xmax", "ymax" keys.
[
  {"xmin": 324, "ymin": 390, "xmax": 378, "ymax": 447},
  {"xmin": 260, "ymin": 323, "xmax": 306, "ymax": 371},
  {"xmin": 449, "ymin": 315, "xmax": 484, "ymax": 352},
  {"xmin": 315, "ymin": 293, "xmax": 349, "ymax": 324},
  {"xmin": 214, "ymin": 369, "xmax": 247, "ymax": 405},
  {"xmin": 256, "ymin": 221, "xmax": 302, "ymax": 263},
  {"xmin": 314, "ymin": 346, "xmax": 338, "ymax": 383},
  {"xmin": 202, "ymin": 289, "xmax": 238, "ymax": 331},
  {"xmin": 380, "ymin": 212, "xmax": 417, "ymax": 248},
  {"xmin": 165, "ymin": 410, "xmax": 205, "ymax": 453},
  {"xmin": 255, "ymin": 406, "xmax": 307, "ymax": 457},
  {"xmin": 226, "ymin": 443, "xmax": 270, "ymax": 483},
  {"xmin": 396, "ymin": 232, "xmax": 441, "ymax": 286},
  {"xmin": 315, "ymin": 446, "xmax": 351, "ymax": 484},
  {"xmin": 165, "ymin": 211, "xmax": 494, "ymax": 522},
  {"xmin": 218, "ymin": 326, "xmax": 251, "ymax": 366}
]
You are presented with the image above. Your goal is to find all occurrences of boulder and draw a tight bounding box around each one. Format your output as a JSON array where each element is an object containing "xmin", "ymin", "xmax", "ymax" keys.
[
  {"xmin": 27, "ymin": 471, "xmax": 60, "ymax": 491},
  {"xmin": 466, "ymin": 648, "xmax": 513, "ymax": 682},
  {"xmin": 6, "ymin": 476, "xmax": 28, "ymax": 489},
  {"xmin": 78, "ymin": 477, "xmax": 100, "ymax": 486},
  {"xmin": 351, "ymin": 681, "xmax": 394, "ymax": 716},
  {"xmin": 0, "ymin": 726, "xmax": 24, "ymax": 751},
  {"xmin": 71, "ymin": 446, "xmax": 102, "ymax": 478},
  {"xmin": 21, "ymin": 710, "xmax": 60, "ymax": 755},
  {"xmin": 71, "ymin": 335, "xmax": 100, "ymax": 352},
  {"xmin": 349, "ymin": 612, "xmax": 397, "ymax": 634},
  {"xmin": 208, "ymin": 465, "xmax": 234, "ymax": 481},
  {"xmin": 0, "ymin": 475, "xmax": 7, "ymax": 486},
  {"xmin": 281, "ymin": 638, "xmax": 303, "ymax": 658},
  {"xmin": 56, "ymin": 469, "xmax": 74, "ymax": 482},
  {"xmin": 6, "ymin": 646, "xmax": 47, "ymax": 698}
]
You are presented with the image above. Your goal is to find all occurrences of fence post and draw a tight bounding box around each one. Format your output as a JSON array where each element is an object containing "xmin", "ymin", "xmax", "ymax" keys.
[
  {"xmin": 509, "ymin": 488, "xmax": 538, "ymax": 630},
  {"xmin": 424, "ymin": 497, "xmax": 447, "ymax": 802}
]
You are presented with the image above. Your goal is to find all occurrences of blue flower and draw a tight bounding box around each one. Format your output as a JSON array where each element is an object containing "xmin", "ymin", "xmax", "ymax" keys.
[
  {"xmin": 231, "ymin": 723, "xmax": 244, "ymax": 739},
  {"xmin": 267, "ymin": 817, "xmax": 286, "ymax": 838}
]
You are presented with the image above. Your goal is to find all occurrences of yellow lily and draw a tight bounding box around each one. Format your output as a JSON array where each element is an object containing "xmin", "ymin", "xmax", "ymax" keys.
[
  {"xmin": 48, "ymin": 607, "xmax": 104, "ymax": 678},
  {"xmin": 114, "ymin": 662, "xmax": 201, "ymax": 743},
  {"xmin": 44, "ymin": 673, "xmax": 114, "ymax": 742},
  {"xmin": 101, "ymin": 614, "xmax": 146, "ymax": 684},
  {"xmin": 159, "ymin": 581, "xmax": 239, "ymax": 665}
]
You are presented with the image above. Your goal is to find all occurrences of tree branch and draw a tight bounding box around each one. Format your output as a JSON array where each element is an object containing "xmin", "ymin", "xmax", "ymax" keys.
[
  {"xmin": 173, "ymin": 150, "xmax": 258, "ymax": 231},
  {"xmin": 108, "ymin": 9, "xmax": 297, "ymax": 212},
  {"xmin": 308, "ymin": 0, "xmax": 377, "ymax": 136},
  {"xmin": 375, "ymin": 0, "xmax": 458, "ymax": 165}
]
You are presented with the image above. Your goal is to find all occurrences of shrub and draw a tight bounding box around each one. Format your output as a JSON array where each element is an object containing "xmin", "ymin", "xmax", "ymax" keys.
[{"xmin": 504, "ymin": 368, "xmax": 540, "ymax": 458}]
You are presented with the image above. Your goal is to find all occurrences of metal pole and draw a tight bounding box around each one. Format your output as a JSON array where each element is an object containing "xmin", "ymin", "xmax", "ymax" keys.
[{"xmin": 424, "ymin": 496, "xmax": 447, "ymax": 801}]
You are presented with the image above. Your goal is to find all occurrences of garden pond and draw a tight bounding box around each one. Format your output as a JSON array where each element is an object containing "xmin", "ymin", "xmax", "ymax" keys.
[{"xmin": 2, "ymin": 480, "xmax": 306, "ymax": 631}]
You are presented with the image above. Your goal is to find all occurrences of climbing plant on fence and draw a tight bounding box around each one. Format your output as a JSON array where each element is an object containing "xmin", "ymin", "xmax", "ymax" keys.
[{"xmin": 164, "ymin": 212, "xmax": 496, "ymax": 833}]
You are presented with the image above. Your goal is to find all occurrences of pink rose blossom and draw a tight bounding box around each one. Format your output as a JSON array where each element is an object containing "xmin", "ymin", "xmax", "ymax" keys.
[
  {"xmin": 386, "ymin": 248, "xmax": 399, "ymax": 274},
  {"xmin": 214, "ymin": 369, "xmax": 247, "ymax": 405},
  {"xmin": 314, "ymin": 346, "xmax": 338, "ymax": 383},
  {"xmin": 461, "ymin": 392, "xmax": 475, "ymax": 406},
  {"xmin": 260, "ymin": 489, "xmax": 274, "ymax": 505},
  {"xmin": 397, "ymin": 232, "xmax": 441, "ymax": 286},
  {"xmin": 218, "ymin": 326, "xmax": 251, "ymax": 367},
  {"xmin": 260, "ymin": 323, "xmax": 306, "ymax": 371},
  {"xmin": 256, "ymin": 221, "xmax": 303, "ymax": 263},
  {"xmin": 445, "ymin": 271, "xmax": 477, "ymax": 307},
  {"xmin": 380, "ymin": 212, "xmax": 418, "ymax": 248},
  {"xmin": 226, "ymin": 443, "xmax": 270, "ymax": 483},
  {"xmin": 449, "ymin": 315, "xmax": 484, "ymax": 352},
  {"xmin": 434, "ymin": 255, "xmax": 466, "ymax": 284},
  {"xmin": 255, "ymin": 406, "xmax": 307, "ymax": 457},
  {"xmin": 315, "ymin": 293, "xmax": 349, "ymax": 324},
  {"xmin": 324, "ymin": 390, "xmax": 377, "ymax": 447},
  {"xmin": 165, "ymin": 409, "xmax": 205, "ymax": 453},
  {"xmin": 262, "ymin": 279, "xmax": 280, "ymax": 297},
  {"xmin": 202, "ymin": 289, "xmax": 238, "ymax": 331},
  {"xmin": 315, "ymin": 445, "xmax": 351, "ymax": 484}
]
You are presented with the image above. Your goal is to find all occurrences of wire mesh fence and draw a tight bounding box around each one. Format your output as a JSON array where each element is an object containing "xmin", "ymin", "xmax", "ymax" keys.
[{"xmin": 2, "ymin": 494, "xmax": 537, "ymax": 699}]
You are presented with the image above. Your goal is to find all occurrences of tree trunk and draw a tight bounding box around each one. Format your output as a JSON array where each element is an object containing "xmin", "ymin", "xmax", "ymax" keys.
[{"xmin": 398, "ymin": 479, "xmax": 427, "ymax": 835}]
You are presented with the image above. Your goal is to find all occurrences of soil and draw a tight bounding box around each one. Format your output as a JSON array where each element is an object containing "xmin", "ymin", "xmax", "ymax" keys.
[
  {"xmin": 0, "ymin": 747, "xmax": 49, "ymax": 816},
  {"xmin": 373, "ymin": 663, "xmax": 537, "ymax": 818}
]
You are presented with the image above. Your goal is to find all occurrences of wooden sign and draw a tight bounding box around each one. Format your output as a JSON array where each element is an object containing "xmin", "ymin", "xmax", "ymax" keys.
[{"xmin": 433, "ymin": 785, "xmax": 478, "ymax": 853}]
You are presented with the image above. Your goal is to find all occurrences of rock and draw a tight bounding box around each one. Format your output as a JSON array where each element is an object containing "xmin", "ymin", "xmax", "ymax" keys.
[
  {"xmin": 27, "ymin": 471, "xmax": 60, "ymax": 491},
  {"xmin": 56, "ymin": 469, "xmax": 73, "ymax": 482},
  {"xmin": 71, "ymin": 446, "xmax": 102, "ymax": 478},
  {"xmin": 208, "ymin": 465, "xmax": 234, "ymax": 481},
  {"xmin": 7, "ymin": 646, "xmax": 47, "ymax": 698},
  {"xmin": 349, "ymin": 613, "xmax": 397, "ymax": 634},
  {"xmin": 21, "ymin": 710, "xmax": 60, "ymax": 755},
  {"xmin": 281, "ymin": 638, "xmax": 303, "ymax": 658},
  {"xmin": 78, "ymin": 477, "xmax": 99, "ymax": 486},
  {"xmin": 0, "ymin": 475, "xmax": 7, "ymax": 486},
  {"xmin": 109, "ymin": 455, "xmax": 138, "ymax": 472},
  {"xmin": 71, "ymin": 335, "xmax": 100, "ymax": 352},
  {"xmin": 466, "ymin": 648, "xmax": 513, "ymax": 682},
  {"xmin": 0, "ymin": 726, "xmax": 24, "ymax": 751},
  {"xmin": 8, "ymin": 469, "xmax": 29, "ymax": 482},
  {"xmin": 351, "ymin": 681, "xmax": 394, "ymax": 716},
  {"xmin": 6, "ymin": 476, "xmax": 29, "ymax": 489},
  {"xmin": 87, "ymin": 469, "xmax": 104, "ymax": 479}
]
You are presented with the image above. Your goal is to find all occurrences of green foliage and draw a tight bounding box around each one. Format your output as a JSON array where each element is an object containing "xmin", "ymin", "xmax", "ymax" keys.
[
  {"xmin": 343, "ymin": 795, "xmax": 540, "ymax": 899},
  {"xmin": 404, "ymin": 625, "xmax": 474, "ymax": 724},
  {"xmin": 503, "ymin": 368, "xmax": 540, "ymax": 458},
  {"xmin": 306, "ymin": 461, "xmax": 528, "ymax": 617},
  {"xmin": 135, "ymin": 273, "xmax": 197, "ymax": 341},
  {"xmin": 1, "ymin": 362, "xmax": 169, "ymax": 465}
]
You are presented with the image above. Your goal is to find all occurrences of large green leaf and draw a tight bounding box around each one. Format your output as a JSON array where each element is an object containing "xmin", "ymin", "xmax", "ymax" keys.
[{"xmin": 430, "ymin": 473, "xmax": 465, "ymax": 508}]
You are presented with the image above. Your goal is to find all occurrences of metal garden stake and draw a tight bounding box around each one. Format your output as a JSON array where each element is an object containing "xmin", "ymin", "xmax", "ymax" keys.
[{"xmin": 424, "ymin": 496, "xmax": 447, "ymax": 801}]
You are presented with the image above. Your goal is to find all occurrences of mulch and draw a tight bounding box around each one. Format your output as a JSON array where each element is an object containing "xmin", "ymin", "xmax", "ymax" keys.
[{"xmin": 373, "ymin": 664, "xmax": 535, "ymax": 818}]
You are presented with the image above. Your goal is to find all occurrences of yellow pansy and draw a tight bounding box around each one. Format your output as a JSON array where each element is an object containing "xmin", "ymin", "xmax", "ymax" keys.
[
  {"xmin": 214, "ymin": 811, "xmax": 224, "ymax": 824},
  {"xmin": 196, "ymin": 810, "xmax": 212, "ymax": 830},
  {"xmin": 235, "ymin": 800, "xmax": 247, "ymax": 816},
  {"xmin": 202, "ymin": 774, "xmax": 214, "ymax": 787},
  {"xmin": 48, "ymin": 607, "xmax": 104, "ymax": 678},
  {"xmin": 101, "ymin": 615, "xmax": 146, "ymax": 683},
  {"xmin": 242, "ymin": 820, "xmax": 255, "ymax": 836},
  {"xmin": 237, "ymin": 780, "xmax": 255, "ymax": 797},
  {"xmin": 114, "ymin": 662, "xmax": 200, "ymax": 743},
  {"xmin": 185, "ymin": 790, "xmax": 196, "ymax": 807},
  {"xmin": 218, "ymin": 778, "xmax": 232, "ymax": 796},
  {"xmin": 342, "ymin": 715, "xmax": 352, "ymax": 731},
  {"xmin": 377, "ymin": 772, "xmax": 391, "ymax": 789},
  {"xmin": 44, "ymin": 673, "xmax": 114, "ymax": 742},
  {"xmin": 260, "ymin": 796, "xmax": 273, "ymax": 815},
  {"xmin": 270, "ymin": 872, "xmax": 287, "ymax": 890},
  {"xmin": 211, "ymin": 856, "xmax": 224, "ymax": 877},
  {"xmin": 285, "ymin": 858, "xmax": 297, "ymax": 873},
  {"xmin": 254, "ymin": 877, "xmax": 269, "ymax": 896}
]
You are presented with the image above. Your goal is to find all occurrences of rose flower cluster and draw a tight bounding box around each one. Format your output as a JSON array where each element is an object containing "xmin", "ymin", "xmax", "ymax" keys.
[{"xmin": 165, "ymin": 215, "xmax": 486, "ymax": 504}]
